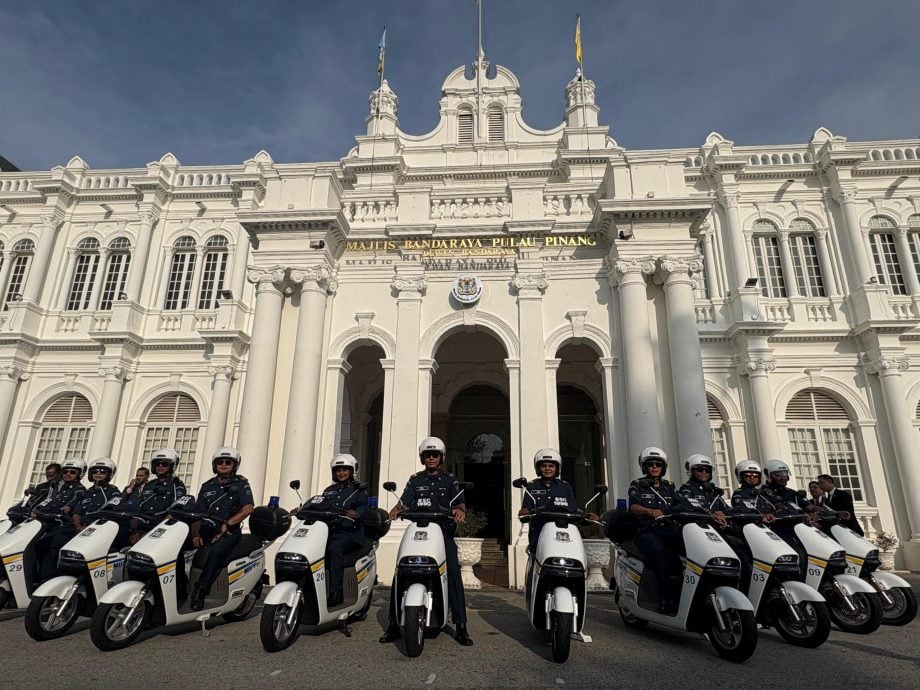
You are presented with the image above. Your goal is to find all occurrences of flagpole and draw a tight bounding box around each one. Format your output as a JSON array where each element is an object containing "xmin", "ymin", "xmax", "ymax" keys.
[{"xmin": 376, "ymin": 26, "xmax": 387, "ymax": 121}]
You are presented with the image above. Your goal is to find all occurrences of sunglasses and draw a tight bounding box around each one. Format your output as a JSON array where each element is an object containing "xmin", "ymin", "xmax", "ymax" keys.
[
  {"xmin": 692, "ymin": 466, "xmax": 712, "ymax": 473},
  {"xmin": 91, "ymin": 468, "xmax": 108, "ymax": 473},
  {"xmin": 63, "ymin": 469, "xmax": 80, "ymax": 475},
  {"xmin": 644, "ymin": 461, "xmax": 664, "ymax": 468},
  {"xmin": 422, "ymin": 452, "xmax": 442, "ymax": 458},
  {"xmin": 152, "ymin": 460, "xmax": 171, "ymax": 467}
]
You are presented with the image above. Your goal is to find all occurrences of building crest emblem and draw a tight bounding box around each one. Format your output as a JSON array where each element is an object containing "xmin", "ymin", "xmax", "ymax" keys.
[{"xmin": 451, "ymin": 274, "xmax": 483, "ymax": 305}]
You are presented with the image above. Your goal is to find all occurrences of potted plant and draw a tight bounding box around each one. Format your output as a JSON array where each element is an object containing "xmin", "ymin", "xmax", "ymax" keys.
[
  {"xmin": 873, "ymin": 531, "xmax": 899, "ymax": 571},
  {"xmin": 455, "ymin": 510, "xmax": 488, "ymax": 589}
]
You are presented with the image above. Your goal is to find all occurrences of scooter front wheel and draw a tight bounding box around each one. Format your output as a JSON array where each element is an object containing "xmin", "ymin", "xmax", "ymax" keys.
[
  {"xmin": 828, "ymin": 591, "xmax": 882, "ymax": 634},
  {"xmin": 404, "ymin": 605, "xmax": 426, "ymax": 657},
  {"xmin": 770, "ymin": 599, "xmax": 831, "ymax": 648},
  {"xmin": 550, "ymin": 611, "xmax": 573, "ymax": 663},
  {"xmin": 260, "ymin": 602, "xmax": 301, "ymax": 653},
  {"xmin": 90, "ymin": 601, "xmax": 150, "ymax": 651},
  {"xmin": 879, "ymin": 586, "xmax": 917, "ymax": 626},
  {"xmin": 25, "ymin": 594, "xmax": 82, "ymax": 641},
  {"xmin": 707, "ymin": 608, "xmax": 757, "ymax": 663}
]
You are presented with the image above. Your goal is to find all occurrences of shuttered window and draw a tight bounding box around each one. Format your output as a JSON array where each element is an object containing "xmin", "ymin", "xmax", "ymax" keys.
[
  {"xmin": 142, "ymin": 394, "xmax": 201, "ymax": 486},
  {"xmin": 457, "ymin": 110, "xmax": 474, "ymax": 145},
  {"xmin": 786, "ymin": 389, "xmax": 863, "ymax": 500},
  {"xmin": 487, "ymin": 107, "xmax": 504, "ymax": 143},
  {"xmin": 29, "ymin": 394, "xmax": 94, "ymax": 486},
  {"xmin": 707, "ymin": 395, "xmax": 732, "ymax": 489}
]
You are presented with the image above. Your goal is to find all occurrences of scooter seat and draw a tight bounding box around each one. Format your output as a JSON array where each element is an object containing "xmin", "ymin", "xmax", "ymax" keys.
[
  {"xmin": 226, "ymin": 534, "xmax": 263, "ymax": 562},
  {"xmin": 343, "ymin": 539, "xmax": 374, "ymax": 568}
]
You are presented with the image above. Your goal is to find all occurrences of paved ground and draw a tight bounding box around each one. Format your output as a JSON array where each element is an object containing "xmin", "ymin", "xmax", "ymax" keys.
[{"xmin": 1, "ymin": 583, "xmax": 917, "ymax": 689}]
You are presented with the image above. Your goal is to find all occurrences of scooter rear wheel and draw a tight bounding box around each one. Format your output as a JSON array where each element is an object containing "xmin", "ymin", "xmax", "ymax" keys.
[
  {"xmin": 828, "ymin": 591, "xmax": 882, "ymax": 634},
  {"xmin": 260, "ymin": 602, "xmax": 301, "ymax": 653},
  {"xmin": 879, "ymin": 586, "xmax": 918, "ymax": 626},
  {"xmin": 404, "ymin": 605, "xmax": 426, "ymax": 657},
  {"xmin": 25, "ymin": 594, "xmax": 82, "ymax": 641},
  {"xmin": 707, "ymin": 608, "xmax": 757, "ymax": 663},
  {"xmin": 770, "ymin": 599, "xmax": 831, "ymax": 648},
  {"xmin": 550, "ymin": 611, "xmax": 573, "ymax": 663},
  {"xmin": 90, "ymin": 600, "xmax": 150, "ymax": 651}
]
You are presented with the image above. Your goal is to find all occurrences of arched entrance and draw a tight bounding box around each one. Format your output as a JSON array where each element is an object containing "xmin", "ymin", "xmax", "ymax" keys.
[{"xmin": 339, "ymin": 345, "xmax": 385, "ymax": 492}]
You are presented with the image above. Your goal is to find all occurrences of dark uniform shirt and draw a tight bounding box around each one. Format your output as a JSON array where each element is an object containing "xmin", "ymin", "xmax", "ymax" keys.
[
  {"xmin": 678, "ymin": 479, "xmax": 726, "ymax": 511},
  {"xmin": 29, "ymin": 478, "xmax": 64, "ymax": 507},
  {"xmin": 312, "ymin": 480, "xmax": 367, "ymax": 533},
  {"xmin": 628, "ymin": 477, "xmax": 679, "ymax": 527},
  {"xmin": 34, "ymin": 481, "xmax": 85, "ymax": 527},
  {"xmin": 194, "ymin": 475, "xmax": 254, "ymax": 530},
  {"xmin": 731, "ymin": 485, "xmax": 765, "ymax": 511},
  {"xmin": 400, "ymin": 470, "xmax": 464, "ymax": 513},
  {"xmin": 522, "ymin": 477, "xmax": 578, "ymax": 513},
  {"xmin": 73, "ymin": 484, "xmax": 121, "ymax": 521},
  {"xmin": 761, "ymin": 482, "xmax": 807, "ymax": 513},
  {"xmin": 136, "ymin": 476, "xmax": 186, "ymax": 522}
]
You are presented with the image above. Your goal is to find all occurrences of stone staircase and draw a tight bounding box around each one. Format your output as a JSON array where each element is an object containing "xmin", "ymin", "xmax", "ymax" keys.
[{"xmin": 473, "ymin": 538, "xmax": 509, "ymax": 587}]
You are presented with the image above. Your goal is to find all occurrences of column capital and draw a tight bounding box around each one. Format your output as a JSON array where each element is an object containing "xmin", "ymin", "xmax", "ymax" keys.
[
  {"xmin": 418, "ymin": 358, "xmax": 439, "ymax": 374},
  {"xmin": 510, "ymin": 271, "xmax": 548, "ymax": 295},
  {"xmin": 862, "ymin": 352, "xmax": 909, "ymax": 376},
  {"xmin": 290, "ymin": 264, "xmax": 336, "ymax": 295},
  {"xmin": 2, "ymin": 364, "xmax": 29, "ymax": 382},
  {"xmin": 545, "ymin": 358, "xmax": 561, "ymax": 371},
  {"xmin": 659, "ymin": 254, "xmax": 703, "ymax": 278},
  {"xmin": 814, "ymin": 227, "xmax": 830, "ymax": 241},
  {"xmin": 896, "ymin": 226, "xmax": 910, "ymax": 240},
  {"xmin": 325, "ymin": 358, "xmax": 352, "ymax": 374},
  {"xmin": 390, "ymin": 275, "xmax": 427, "ymax": 296},
  {"xmin": 734, "ymin": 353, "xmax": 776, "ymax": 377},
  {"xmin": 137, "ymin": 209, "xmax": 159, "ymax": 227},
  {"xmin": 697, "ymin": 221, "xmax": 713, "ymax": 238},
  {"xmin": 716, "ymin": 189, "xmax": 741, "ymax": 210},
  {"xmin": 503, "ymin": 358, "xmax": 521, "ymax": 372},
  {"xmin": 39, "ymin": 210, "xmax": 62, "ymax": 230},
  {"xmin": 208, "ymin": 364, "xmax": 240, "ymax": 381},
  {"xmin": 246, "ymin": 266, "xmax": 286, "ymax": 292},
  {"xmin": 594, "ymin": 356, "xmax": 617, "ymax": 372},
  {"xmin": 97, "ymin": 365, "xmax": 133, "ymax": 382},
  {"xmin": 608, "ymin": 256, "xmax": 656, "ymax": 287},
  {"xmin": 831, "ymin": 184, "xmax": 858, "ymax": 205}
]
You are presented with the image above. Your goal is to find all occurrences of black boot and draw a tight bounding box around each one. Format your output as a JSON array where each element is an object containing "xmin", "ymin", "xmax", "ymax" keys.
[
  {"xmin": 455, "ymin": 624, "xmax": 474, "ymax": 646},
  {"xmin": 327, "ymin": 590, "xmax": 343, "ymax": 608},
  {"xmin": 190, "ymin": 587, "xmax": 207, "ymax": 612},
  {"xmin": 378, "ymin": 622, "xmax": 401, "ymax": 643}
]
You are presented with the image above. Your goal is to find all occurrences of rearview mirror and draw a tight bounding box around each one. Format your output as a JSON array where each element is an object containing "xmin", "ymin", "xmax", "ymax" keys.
[
  {"xmin": 383, "ymin": 481, "xmax": 397, "ymax": 492},
  {"xmin": 358, "ymin": 482, "xmax": 369, "ymax": 492},
  {"xmin": 713, "ymin": 487, "xmax": 725, "ymax": 497},
  {"xmin": 512, "ymin": 477, "xmax": 528, "ymax": 489},
  {"xmin": 593, "ymin": 484, "xmax": 608, "ymax": 495},
  {"xmin": 289, "ymin": 480, "xmax": 301, "ymax": 491}
]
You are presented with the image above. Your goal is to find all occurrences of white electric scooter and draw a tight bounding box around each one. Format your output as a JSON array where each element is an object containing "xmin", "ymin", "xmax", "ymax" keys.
[
  {"xmin": 24, "ymin": 496, "xmax": 134, "ymax": 640},
  {"xmin": 381, "ymin": 480, "xmax": 472, "ymax": 658},
  {"xmin": 608, "ymin": 486, "xmax": 758, "ymax": 663},
  {"xmin": 770, "ymin": 501, "xmax": 882, "ymax": 635},
  {"xmin": 260, "ymin": 480, "xmax": 390, "ymax": 652},
  {"xmin": 727, "ymin": 493, "xmax": 830, "ymax": 648},
  {"xmin": 0, "ymin": 495, "xmax": 65, "ymax": 613},
  {"xmin": 0, "ymin": 489, "xmax": 33, "ymax": 540},
  {"xmin": 513, "ymin": 478, "xmax": 607, "ymax": 663},
  {"xmin": 90, "ymin": 495, "xmax": 279, "ymax": 651}
]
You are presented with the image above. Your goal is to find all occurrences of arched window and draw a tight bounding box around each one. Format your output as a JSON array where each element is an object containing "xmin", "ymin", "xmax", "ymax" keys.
[
  {"xmin": 197, "ymin": 235, "xmax": 229, "ymax": 310},
  {"xmin": 487, "ymin": 106, "xmax": 504, "ymax": 143},
  {"xmin": 457, "ymin": 108, "xmax": 474, "ymax": 145},
  {"xmin": 99, "ymin": 237, "xmax": 132, "ymax": 310},
  {"xmin": 65, "ymin": 238, "xmax": 101, "ymax": 311},
  {"xmin": 867, "ymin": 215, "xmax": 905, "ymax": 294},
  {"xmin": 907, "ymin": 214, "xmax": 920, "ymax": 283},
  {"xmin": 786, "ymin": 389, "xmax": 864, "ymax": 500},
  {"xmin": 707, "ymin": 395, "xmax": 733, "ymax": 489},
  {"xmin": 788, "ymin": 218, "xmax": 825, "ymax": 297},
  {"xmin": 4, "ymin": 238, "xmax": 35, "ymax": 310},
  {"xmin": 163, "ymin": 236, "xmax": 197, "ymax": 310},
  {"xmin": 142, "ymin": 393, "xmax": 201, "ymax": 487},
  {"xmin": 751, "ymin": 219, "xmax": 786, "ymax": 298},
  {"xmin": 29, "ymin": 394, "xmax": 94, "ymax": 487}
]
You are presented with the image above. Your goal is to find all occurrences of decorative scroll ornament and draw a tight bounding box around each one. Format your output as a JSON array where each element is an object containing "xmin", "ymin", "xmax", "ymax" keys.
[
  {"xmin": 97, "ymin": 366, "xmax": 133, "ymax": 382},
  {"xmin": 660, "ymin": 254, "xmax": 704, "ymax": 276},
  {"xmin": 207, "ymin": 364, "xmax": 240, "ymax": 381},
  {"xmin": 511, "ymin": 272, "xmax": 548, "ymax": 294},
  {"xmin": 451, "ymin": 274, "xmax": 483, "ymax": 305},
  {"xmin": 391, "ymin": 276, "xmax": 427, "ymax": 295},
  {"xmin": 2, "ymin": 364, "xmax": 29, "ymax": 382},
  {"xmin": 734, "ymin": 354, "xmax": 776, "ymax": 377},
  {"xmin": 246, "ymin": 267, "xmax": 286, "ymax": 286},
  {"xmin": 862, "ymin": 353, "xmax": 909, "ymax": 376},
  {"xmin": 290, "ymin": 265, "xmax": 334, "ymax": 294}
]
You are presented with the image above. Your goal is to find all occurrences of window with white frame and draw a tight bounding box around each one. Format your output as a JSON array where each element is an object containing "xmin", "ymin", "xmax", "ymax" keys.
[
  {"xmin": 788, "ymin": 219, "xmax": 825, "ymax": 297},
  {"xmin": 868, "ymin": 215, "xmax": 906, "ymax": 295},
  {"xmin": 197, "ymin": 235, "xmax": 229, "ymax": 310},
  {"xmin": 98, "ymin": 237, "xmax": 132, "ymax": 310},
  {"xmin": 751, "ymin": 220, "xmax": 787, "ymax": 298},
  {"xmin": 487, "ymin": 107, "xmax": 504, "ymax": 143},
  {"xmin": 707, "ymin": 395, "xmax": 733, "ymax": 489},
  {"xmin": 457, "ymin": 108, "xmax": 474, "ymax": 145},
  {"xmin": 4, "ymin": 238, "xmax": 34, "ymax": 310},
  {"xmin": 907, "ymin": 214, "xmax": 920, "ymax": 282},
  {"xmin": 141, "ymin": 393, "xmax": 201, "ymax": 487},
  {"xmin": 28, "ymin": 394, "xmax": 94, "ymax": 487},
  {"xmin": 786, "ymin": 389, "xmax": 864, "ymax": 500},
  {"xmin": 163, "ymin": 236, "xmax": 197, "ymax": 310},
  {"xmin": 65, "ymin": 238, "xmax": 101, "ymax": 311}
]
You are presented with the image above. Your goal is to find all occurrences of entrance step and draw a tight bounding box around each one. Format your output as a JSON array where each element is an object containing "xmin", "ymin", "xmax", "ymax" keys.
[{"xmin": 473, "ymin": 540, "xmax": 509, "ymax": 588}]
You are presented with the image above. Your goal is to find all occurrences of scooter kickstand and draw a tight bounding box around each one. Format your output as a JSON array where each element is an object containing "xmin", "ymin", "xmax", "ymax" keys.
[
  {"xmin": 196, "ymin": 613, "xmax": 211, "ymax": 637},
  {"xmin": 339, "ymin": 619, "xmax": 352, "ymax": 638},
  {"xmin": 573, "ymin": 632, "xmax": 592, "ymax": 643}
]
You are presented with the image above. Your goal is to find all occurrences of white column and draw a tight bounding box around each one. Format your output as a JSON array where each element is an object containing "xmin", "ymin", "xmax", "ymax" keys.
[
  {"xmin": 832, "ymin": 186, "xmax": 874, "ymax": 286},
  {"xmin": 661, "ymin": 256, "xmax": 715, "ymax": 462},
  {"xmin": 378, "ymin": 359, "xmax": 396, "ymax": 497},
  {"xmin": 512, "ymin": 265, "xmax": 550, "ymax": 457},
  {"xmin": 0, "ymin": 365, "xmax": 28, "ymax": 452},
  {"xmin": 56, "ymin": 249, "xmax": 79, "ymax": 310},
  {"xmin": 87, "ymin": 249, "xmax": 109, "ymax": 310},
  {"xmin": 279, "ymin": 265, "xmax": 334, "ymax": 505},
  {"xmin": 417, "ymin": 359, "xmax": 438, "ymax": 438},
  {"xmin": 864, "ymin": 354, "xmax": 920, "ymax": 566},
  {"xmin": 595, "ymin": 357, "xmax": 627, "ymax": 499},
  {"xmin": 610, "ymin": 258, "xmax": 661, "ymax": 461},
  {"xmin": 155, "ymin": 247, "xmax": 175, "ymax": 308},
  {"xmin": 777, "ymin": 229, "xmax": 800, "ymax": 298},
  {"xmin": 814, "ymin": 228, "xmax": 839, "ymax": 297},
  {"xmin": 22, "ymin": 213, "xmax": 60, "ymax": 304},
  {"xmin": 236, "ymin": 268, "xmax": 285, "ymax": 502},
  {"xmin": 87, "ymin": 366, "xmax": 130, "ymax": 459},
  {"xmin": 197, "ymin": 364, "xmax": 239, "ymax": 488},
  {"xmin": 717, "ymin": 190, "xmax": 752, "ymax": 290},
  {"xmin": 545, "ymin": 359, "xmax": 561, "ymax": 449},
  {"xmin": 318, "ymin": 359, "xmax": 352, "ymax": 464},
  {"xmin": 895, "ymin": 228, "xmax": 920, "ymax": 295},
  {"xmin": 228, "ymin": 233, "xmax": 251, "ymax": 300},
  {"xmin": 505, "ymin": 358, "xmax": 528, "ymax": 589},
  {"xmin": 698, "ymin": 224, "xmax": 721, "ymax": 299},
  {"xmin": 125, "ymin": 210, "xmax": 157, "ymax": 303},
  {"xmin": 737, "ymin": 355, "xmax": 781, "ymax": 460}
]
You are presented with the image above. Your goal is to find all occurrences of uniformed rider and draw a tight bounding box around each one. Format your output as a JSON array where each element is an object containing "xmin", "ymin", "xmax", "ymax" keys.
[
  {"xmin": 189, "ymin": 446, "xmax": 254, "ymax": 611},
  {"xmin": 678, "ymin": 454, "xmax": 727, "ymax": 527},
  {"xmin": 729, "ymin": 459, "xmax": 774, "ymax": 521},
  {"xmin": 134, "ymin": 449, "xmax": 187, "ymax": 534},
  {"xmin": 33, "ymin": 457, "xmax": 86, "ymax": 581},
  {"xmin": 380, "ymin": 436, "xmax": 473, "ymax": 647},
  {"xmin": 518, "ymin": 448, "xmax": 580, "ymax": 554},
  {"xmin": 760, "ymin": 459, "xmax": 816, "ymax": 545},
  {"xmin": 628, "ymin": 446, "xmax": 682, "ymax": 614},
  {"xmin": 315, "ymin": 454, "xmax": 367, "ymax": 608},
  {"xmin": 73, "ymin": 457, "xmax": 121, "ymax": 532}
]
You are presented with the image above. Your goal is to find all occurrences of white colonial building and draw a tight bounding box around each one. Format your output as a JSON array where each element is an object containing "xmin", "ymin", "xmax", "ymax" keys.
[{"xmin": 2, "ymin": 56, "xmax": 920, "ymax": 582}]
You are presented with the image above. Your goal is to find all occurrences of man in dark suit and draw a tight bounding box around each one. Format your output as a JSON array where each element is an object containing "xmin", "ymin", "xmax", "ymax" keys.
[{"xmin": 817, "ymin": 474, "xmax": 863, "ymax": 535}]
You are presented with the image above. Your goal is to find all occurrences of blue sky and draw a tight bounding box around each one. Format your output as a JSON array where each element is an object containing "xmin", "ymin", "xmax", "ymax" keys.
[{"xmin": 2, "ymin": 0, "xmax": 918, "ymax": 171}]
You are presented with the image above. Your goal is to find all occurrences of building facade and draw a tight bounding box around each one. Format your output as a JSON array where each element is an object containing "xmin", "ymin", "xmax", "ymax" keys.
[{"xmin": 2, "ymin": 60, "xmax": 920, "ymax": 582}]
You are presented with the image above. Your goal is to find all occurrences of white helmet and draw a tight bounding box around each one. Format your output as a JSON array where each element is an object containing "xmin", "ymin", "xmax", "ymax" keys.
[
  {"xmin": 734, "ymin": 459, "xmax": 762, "ymax": 484},
  {"xmin": 684, "ymin": 454, "xmax": 714, "ymax": 474},
  {"xmin": 61, "ymin": 457, "xmax": 87, "ymax": 479},
  {"xmin": 763, "ymin": 459, "xmax": 791, "ymax": 478},
  {"xmin": 638, "ymin": 446, "xmax": 668, "ymax": 474},
  {"xmin": 87, "ymin": 457, "xmax": 117, "ymax": 481},
  {"xmin": 150, "ymin": 448, "xmax": 179, "ymax": 473},
  {"xmin": 330, "ymin": 453, "xmax": 358, "ymax": 480},
  {"xmin": 533, "ymin": 448, "xmax": 562, "ymax": 478},
  {"xmin": 212, "ymin": 446, "xmax": 241, "ymax": 473},
  {"xmin": 418, "ymin": 436, "xmax": 446, "ymax": 465}
]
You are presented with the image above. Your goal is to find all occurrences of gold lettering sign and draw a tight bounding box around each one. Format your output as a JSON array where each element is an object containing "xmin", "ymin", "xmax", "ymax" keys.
[{"xmin": 344, "ymin": 234, "xmax": 597, "ymax": 256}]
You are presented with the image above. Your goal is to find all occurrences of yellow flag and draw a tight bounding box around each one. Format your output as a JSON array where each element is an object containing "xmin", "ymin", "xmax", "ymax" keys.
[{"xmin": 575, "ymin": 15, "xmax": 582, "ymax": 65}]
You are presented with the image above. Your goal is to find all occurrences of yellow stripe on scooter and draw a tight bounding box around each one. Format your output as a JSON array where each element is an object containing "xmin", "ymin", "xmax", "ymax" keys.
[
  {"xmin": 87, "ymin": 558, "xmax": 107, "ymax": 570},
  {"xmin": 228, "ymin": 569, "xmax": 246, "ymax": 583},
  {"xmin": 807, "ymin": 557, "xmax": 827, "ymax": 568},
  {"xmin": 156, "ymin": 562, "xmax": 176, "ymax": 575},
  {"xmin": 846, "ymin": 555, "xmax": 865, "ymax": 566},
  {"xmin": 753, "ymin": 560, "xmax": 773, "ymax": 573},
  {"xmin": 686, "ymin": 561, "xmax": 703, "ymax": 575},
  {"xmin": 438, "ymin": 561, "xmax": 447, "ymax": 575},
  {"xmin": 2, "ymin": 553, "xmax": 23, "ymax": 565},
  {"xmin": 627, "ymin": 570, "xmax": 641, "ymax": 584},
  {"xmin": 311, "ymin": 560, "xmax": 325, "ymax": 573}
]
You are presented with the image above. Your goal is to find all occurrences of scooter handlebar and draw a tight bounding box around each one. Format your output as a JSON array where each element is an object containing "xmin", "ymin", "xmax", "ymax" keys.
[
  {"xmin": 295, "ymin": 506, "xmax": 353, "ymax": 523},
  {"xmin": 400, "ymin": 509, "xmax": 453, "ymax": 525}
]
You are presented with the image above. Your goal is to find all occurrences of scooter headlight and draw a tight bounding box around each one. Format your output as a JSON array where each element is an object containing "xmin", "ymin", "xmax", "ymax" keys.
[
  {"xmin": 277, "ymin": 552, "xmax": 307, "ymax": 562},
  {"xmin": 704, "ymin": 557, "xmax": 740, "ymax": 577},
  {"xmin": 57, "ymin": 549, "xmax": 87, "ymax": 573},
  {"xmin": 544, "ymin": 557, "xmax": 583, "ymax": 570},
  {"xmin": 775, "ymin": 554, "xmax": 798, "ymax": 565},
  {"xmin": 399, "ymin": 556, "xmax": 437, "ymax": 566}
]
